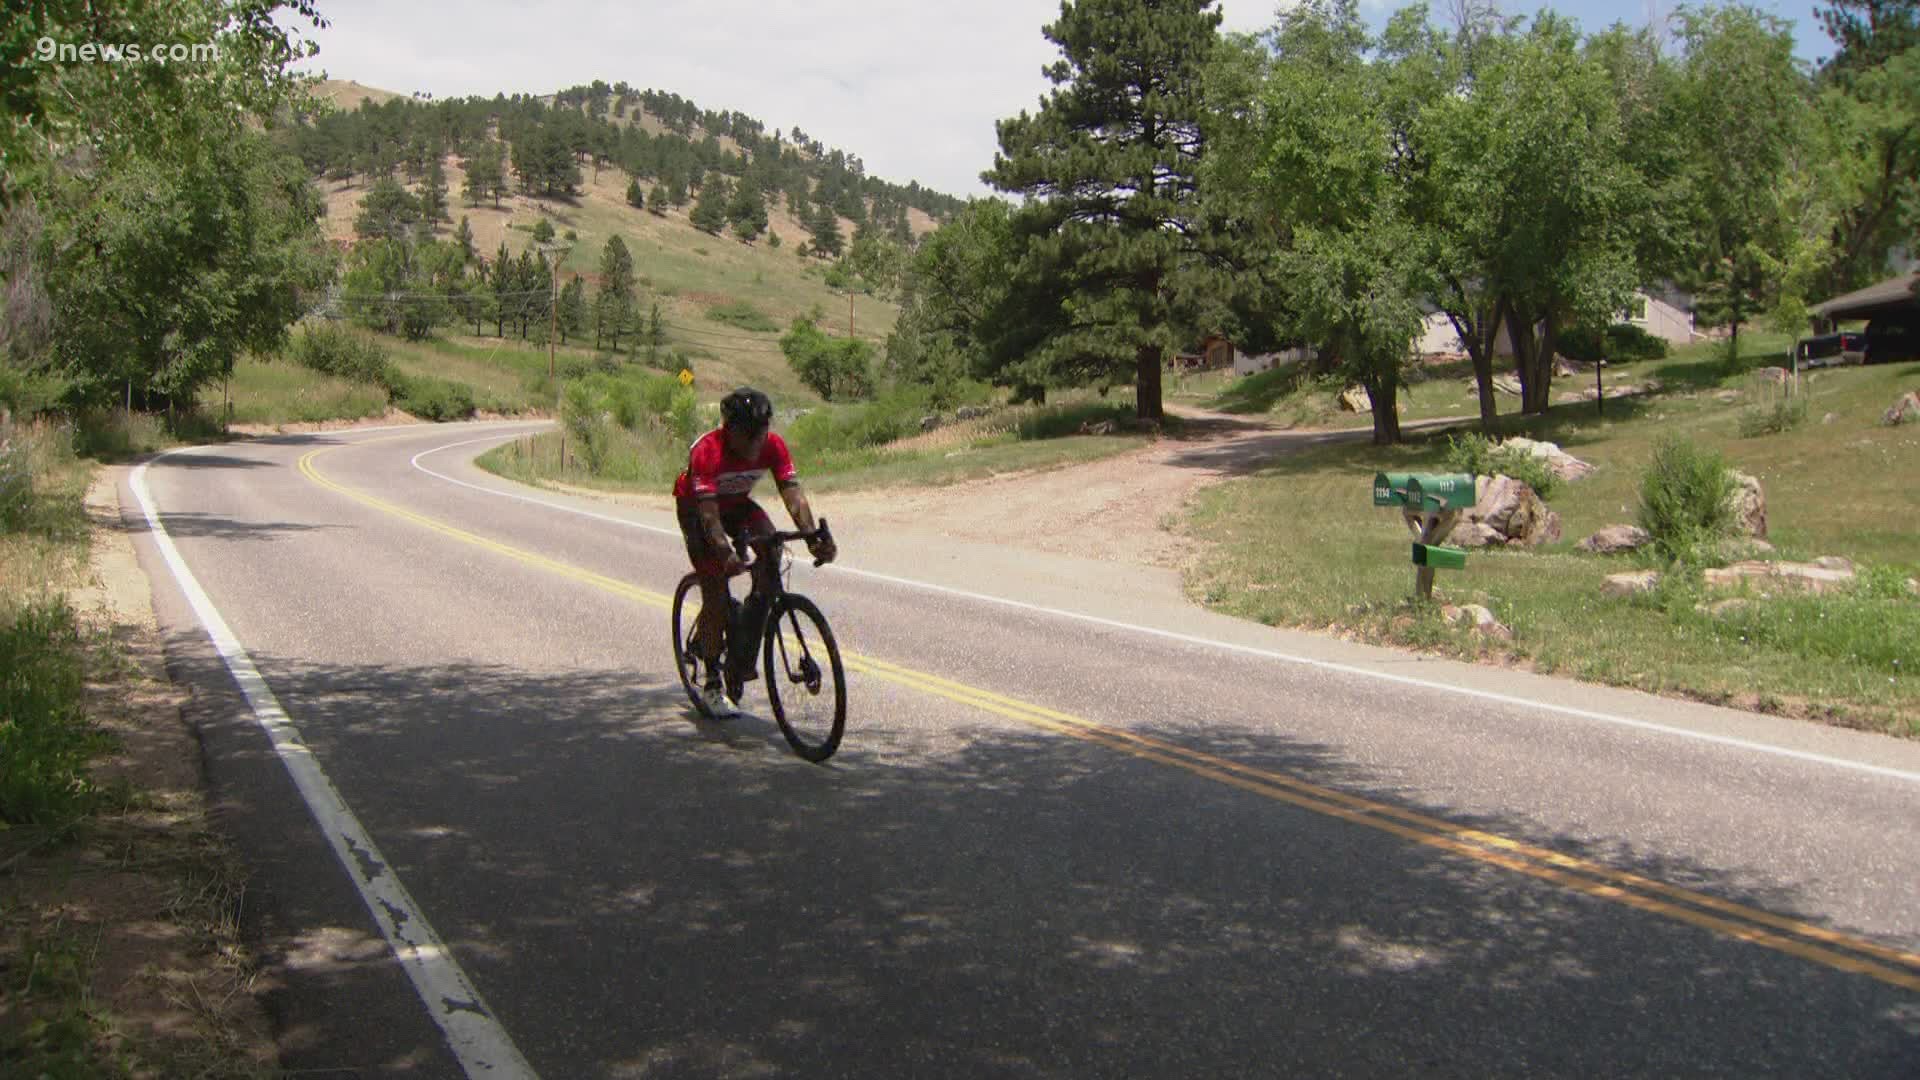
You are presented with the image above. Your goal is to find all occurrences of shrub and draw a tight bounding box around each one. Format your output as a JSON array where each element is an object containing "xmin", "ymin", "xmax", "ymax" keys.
[
  {"xmin": 389, "ymin": 374, "xmax": 475, "ymax": 421},
  {"xmin": 1637, "ymin": 435, "xmax": 1736, "ymax": 563},
  {"xmin": 706, "ymin": 300, "xmax": 779, "ymax": 333},
  {"xmin": 289, "ymin": 323, "xmax": 393, "ymax": 386},
  {"xmin": 1557, "ymin": 324, "xmax": 1668, "ymax": 364},
  {"xmin": 1444, "ymin": 432, "xmax": 1559, "ymax": 500},
  {"xmin": 0, "ymin": 598, "xmax": 105, "ymax": 825},
  {"xmin": 1738, "ymin": 395, "xmax": 1809, "ymax": 437},
  {"xmin": 559, "ymin": 381, "xmax": 611, "ymax": 473}
]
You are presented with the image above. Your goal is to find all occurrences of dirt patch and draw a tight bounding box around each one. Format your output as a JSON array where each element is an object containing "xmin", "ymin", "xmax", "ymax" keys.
[
  {"xmin": 821, "ymin": 407, "xmax": 1372, "ymax": 570},
  {"xmin": 0, "ymin": 470, "xmax": 278, "ymax": 1075}
]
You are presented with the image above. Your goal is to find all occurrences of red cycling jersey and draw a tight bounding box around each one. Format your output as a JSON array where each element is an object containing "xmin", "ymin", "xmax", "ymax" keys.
[{"xmin": 672, "ymin": 428, "xmax": 797, "ymax": 506}]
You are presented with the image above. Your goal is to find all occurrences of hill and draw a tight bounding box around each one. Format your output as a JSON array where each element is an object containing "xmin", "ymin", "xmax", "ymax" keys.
[{"xmin": 302, "ymin": 79, "xmax": 946, "ymax": 400}]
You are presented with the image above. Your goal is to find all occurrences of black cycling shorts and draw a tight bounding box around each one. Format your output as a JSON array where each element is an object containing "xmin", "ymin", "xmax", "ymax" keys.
[{"xmin": 677, "ymin": 498, "xmax": 774, "ymax": 577}]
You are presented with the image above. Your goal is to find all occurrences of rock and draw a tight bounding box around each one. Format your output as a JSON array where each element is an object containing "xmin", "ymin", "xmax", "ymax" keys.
[
  {"xmin": 1716, "ymin": 390, "xmax": 1742, "ymax": 404},
  {"xmin": 1811, "ymin": 556, "xmax": 1855, "ymax": 573},
  {"xmin": 1339, "ymin": 385, "xmax": 1369, "ymax": 412},
  {"xmin": 1884, "ymin": 391, "xmax": 1920, "ymax": 425},
  {"xmin": 1502, "ymin": 436, "xmax": 1596, "ymax": 481},
  {"xmin": 1463, "ymin": 474, "xmax": 1561, "ymax": 547},
  {"xmin": 1577, "ymin": 525, "xmax": 1652, "ymax": 554},
  {"xmin": 1602, "ymin": 571, "xmax": 1661, "ymax": 598},
  {"xmin": 955, "ymin": 404, "xmax": 990, "ymax": 420},
  {"xmin": 1703, "ymin": 560, "xmax": 1855, "ymax": 596},
  {"xmin": 1725, "ymin": 470, "xmax": 1767, "ymax": 540},
  {"xmin": 1442, "ymin": 603, "xmax": 1513, "ymax": 640},
  {"xmin": 1908, "ymin": 577, "xmax": 1919, "ymax": 598},
  {"xmin": 1553, "ymin": 355, "xmax": 1587, "ymax": 377},
  {"xmin": 1697, "ymin": 598, "xmax": 1750, "ymax": 618},
  {"xmin": 1755, "ymin": 366, "xmax": 1791, "ymax": 384},
  {"xmin": 1079, "ymin": 419, "xmax": 1116, "ymax": 435},
  {"xmin": 920, "ymin": 414, "xmax": 941, "ymax": 432},
  {"xmin": 1448, "ymin": 522, "xmax": 1503, "ymax": 549},
  {"xmin": 1822, "ymin": 412, "xmax": 1837, "ymax": 425},
  {"xmin": 1493, "ymin": 374, "xmax": 1523, "ymax": 397}
]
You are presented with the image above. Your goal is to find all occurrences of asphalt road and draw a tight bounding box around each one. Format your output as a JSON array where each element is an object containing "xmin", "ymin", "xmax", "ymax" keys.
[{"xmin": 124, "ymin": 420, "xmax": 1920, "ymax": 1078}]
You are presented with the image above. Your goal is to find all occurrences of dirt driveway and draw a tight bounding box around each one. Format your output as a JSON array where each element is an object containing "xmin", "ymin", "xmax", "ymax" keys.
[{"xmin": 822, "ymin": 406, "xmax": 1389, "ymax": 570}]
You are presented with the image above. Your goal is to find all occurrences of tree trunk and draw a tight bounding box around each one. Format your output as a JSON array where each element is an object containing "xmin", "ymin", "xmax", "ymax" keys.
[
  {"xmin": 1363, "ymin": 373, "xmax": 1401, "ymax": 445},
  {"xmin": 1135, "ymin": 343, "xmax": 1163, "ymax": 421},
  {"xmin": 1449, "ymin": 301, "xmax": 1503, "ymax": 433}
]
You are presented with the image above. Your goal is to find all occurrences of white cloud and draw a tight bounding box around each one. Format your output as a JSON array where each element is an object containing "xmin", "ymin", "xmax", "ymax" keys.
[{"xmin": 292, "ymin": 1, "xmax": 1292, "ymax": 199}]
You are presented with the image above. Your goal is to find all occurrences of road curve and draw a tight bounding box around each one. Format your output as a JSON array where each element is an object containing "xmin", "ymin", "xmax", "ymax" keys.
[{"xmin": 124, "ymin": 421, "xmax": 1920, "ymax": 1078}]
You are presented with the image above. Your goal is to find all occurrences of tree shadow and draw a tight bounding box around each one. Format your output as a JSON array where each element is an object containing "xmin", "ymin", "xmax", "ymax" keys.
[{"xmin": 170, "ymin": 640, "xmax": 1920, "ymax": 1078}]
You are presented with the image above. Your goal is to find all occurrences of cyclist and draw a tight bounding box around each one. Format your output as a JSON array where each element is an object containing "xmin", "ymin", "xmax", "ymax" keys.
[{"xmin": 674, "ymin": 386, "xmax": 836, "ymax": 717}]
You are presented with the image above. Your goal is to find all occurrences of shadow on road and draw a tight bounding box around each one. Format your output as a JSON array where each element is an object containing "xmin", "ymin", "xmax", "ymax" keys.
[{"xmin": 169, "ymin": 636, "xmax": 1920, "ymax": 1078}]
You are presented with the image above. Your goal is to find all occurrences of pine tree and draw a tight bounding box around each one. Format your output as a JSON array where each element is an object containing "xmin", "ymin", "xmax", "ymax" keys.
[
  {"xmin": 647, "ymin": 184, "xmax": 669, "ymax": 215},
  {"xmin": 807, "ymin": 201, "xmax": 844, "ymax": 258},
  {"xmin": 422, "ymin": 154, "xmax": 449, "ymax": 223},
  {"xmin": 354, "ymin": 177, "xmax": 421, "ymax": 242},
  {"xmin": 531, "ymin": 218, "xmax": 555, "ymax": 244},
  {"xmin": 690, "ymin": 177, "xmax": 729, "ymax": 234},
  {"xmin": 559, "ymin": 275, "xmax": 588, "ymax": 345},
  {"xmin": 453, "ymin": 216, "xmax": 475, "ymax": 263},
  {"xmin": 727, "ymin": 182, "xmax": 768, "ymax": 241},
  {"xmin": 594, "ymin": 235, "xmax": 636, "ymax": 350},
  {"xmin": 980, "ymin": 0, "xmax": 1222, "ymax": 421},
  {"xmin": 490, "ymin": 240, "xmax": 514, "ymax": 337}
]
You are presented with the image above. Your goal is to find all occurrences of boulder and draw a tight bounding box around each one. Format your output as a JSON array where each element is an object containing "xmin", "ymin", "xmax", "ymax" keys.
[
  {"xmin": 1884, "ymin": 391, "xmax": 1920, "ymax": 426},
  {"xmin": 1463, "ymin": 474, "xmax": 1561, "ymax": 547},
  {"xmin": 1448, "ymin": 522, "xmax": 1504, "ymax": 549},
  {"xmin": 1811, "ymin": 555, "xmax": 1854, "ymax": 573},
  {"xmin": 1602, "ymin": 571, "xmax": 1661, "ymax": 598},
  {"xmin": 1079, "ymin": 419, "xmax": 1116, "ymax": 435},
  {"xmin": 955, "ymin": 404, "xmax": 990, "ymax": 420},
  {"xmin": 1338, "ymin": 385, "xmax": 1369, "ymax": 412},
  {"xmin": 1697, "ymin": 598, "xmax": 1750, "ymax": 618},
  {"xmin": 1725, "ymin": 470, "xmax": 1767, "ymax": 540},
  {"xmin": 1442, "ymin": 603, "xmax": 1513, "ymax": 641},
  {"xmin": 1493, "ymin": 374, "xmax": 1523, "ymax": 397},
  {"xmin": 1703, "ymin": 560, "xmax": 1855, "ymax": 596},
  {"xmin": 1716, "ymin": 390, "xmax": 1742, "ymax": 404},
  {"xmin": 1503, "ymin": 436, "xmax": 1596, "ymax": 481},
  {"xmin": 1754, "ymin": 366, "xmax": 1791, "ymax": 384},
  {"xmin": 921, "ymin": 414, "xmax": 941, "ymax": 432},
  {"xmin": 1577, "ymin": 525, "xmax": 1653, "ymax": 555}
]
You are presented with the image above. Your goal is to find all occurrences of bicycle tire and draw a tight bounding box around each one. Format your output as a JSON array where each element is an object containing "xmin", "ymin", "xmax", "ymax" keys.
[
  {"xmin": 762, "ymin": 593, "xmax": 846, "ymax": 762},
  {"xmin": 670, "ymin": 573, "xmax": 721, "ymax": 719}
]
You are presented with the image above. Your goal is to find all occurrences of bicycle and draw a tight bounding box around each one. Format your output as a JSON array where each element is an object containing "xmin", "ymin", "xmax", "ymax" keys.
[{"xmin": 670, "ymin": 520, "xmax": 847, "ymax": 762}]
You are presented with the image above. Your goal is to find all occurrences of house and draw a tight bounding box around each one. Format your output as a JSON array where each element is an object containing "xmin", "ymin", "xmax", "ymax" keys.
[
  {"xmin": 1169, "ymin": 334, "xmax": 1310, "ymax": 375},
  {"xmin": 1412, "ymin": 286, "xmax": 1697, "ymax": 358},
  {"xmin": 1624, "ymin": 286, "xmax": 1696, "ymax": 346}
]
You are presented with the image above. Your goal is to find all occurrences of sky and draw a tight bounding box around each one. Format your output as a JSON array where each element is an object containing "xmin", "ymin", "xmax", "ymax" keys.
[{"xmin": 285, "ymin": 0, "xmax": 1837, "ymax": 200}]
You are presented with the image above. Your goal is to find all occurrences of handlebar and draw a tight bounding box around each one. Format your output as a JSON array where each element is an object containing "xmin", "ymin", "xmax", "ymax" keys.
[{"xmin": 739, "ymin": 518, "xmax": 835, "ymax": 571}]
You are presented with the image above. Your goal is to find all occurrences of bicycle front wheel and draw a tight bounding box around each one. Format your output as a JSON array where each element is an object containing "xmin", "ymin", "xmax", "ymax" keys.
[
  {"xmin": 762, "ymin": 594, "xmax": 846, "ymax": 762},
  {"xmin": 671, "ymin": 573, "xmax": 720, "ymax": 719}
]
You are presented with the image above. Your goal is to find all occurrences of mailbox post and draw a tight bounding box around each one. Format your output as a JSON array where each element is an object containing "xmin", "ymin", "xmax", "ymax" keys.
[{"xmin": 1374, "ymin": 472, "xmax": 1476, "ymax": 601}]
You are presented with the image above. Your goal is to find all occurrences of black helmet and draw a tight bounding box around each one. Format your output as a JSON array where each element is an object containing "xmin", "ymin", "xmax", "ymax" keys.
[{"xmin": 720, "ymin": 386, "xmax": 773, "ymax": 432}]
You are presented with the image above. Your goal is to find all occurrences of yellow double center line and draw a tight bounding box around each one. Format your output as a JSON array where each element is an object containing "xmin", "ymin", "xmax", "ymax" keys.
[{"xmin": 299, "ymin": 442, "xmax": 1920, "ymax": 994}]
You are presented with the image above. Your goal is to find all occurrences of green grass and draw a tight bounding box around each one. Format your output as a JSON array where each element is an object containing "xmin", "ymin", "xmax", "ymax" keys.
[
  {"xmin": 1180, "ymin": 342, "xmax": 1920, "ymax": 734},
  {"xmin": 476, "ymin": 392, "xmax": 1152, "ymax": 495},
  {"xmin": 197, "ymin": 357, "xmax": 391, "ymax": 426}
]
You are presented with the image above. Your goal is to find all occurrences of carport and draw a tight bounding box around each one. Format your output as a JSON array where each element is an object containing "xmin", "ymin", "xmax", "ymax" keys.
[{"xmin": 1810, "ymin": 270, "xmax": 1920, "ymax": 326}]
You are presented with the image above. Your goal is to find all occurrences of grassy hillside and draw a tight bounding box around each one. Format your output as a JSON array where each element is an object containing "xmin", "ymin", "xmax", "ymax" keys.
[{"xmin": 311, "ymin": 81, "xmax": 909, "ymax": 407}]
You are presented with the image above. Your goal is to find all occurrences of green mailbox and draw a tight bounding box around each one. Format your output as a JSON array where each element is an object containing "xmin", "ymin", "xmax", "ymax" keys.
[
  {"xmin": 1405, "ymin": 473, "xmax": 1477, "ymax": 513},
  {"xmin": 1372, "ymin": 472, "xmax": 1415, "ymax": 507},
  {"xmin": 1412, "ymin": 543, "xmax": 1470, "ymax": 570}
]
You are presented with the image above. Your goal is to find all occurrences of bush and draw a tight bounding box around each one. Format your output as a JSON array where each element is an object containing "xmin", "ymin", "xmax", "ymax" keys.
[
  {"xmin": 1738, "ymin": 395, "xmax": 1809, "ymax": 437},
  {"xmin": 0, "ymin": 425, "xmax": 32, "ymax": 530},
  {"xmin": 0, "ymin": 598, "xmax": 105, "ymax": 825},
  {"xmin": 1638, "ymin": 435, "xmax": 1736, "ymax": 563},
  {"xmin": 1444, "ymin": 432, "xmax": 1559, "ymax": 500},
  {"xmin": 289, "ymin": 322, "xmax": 393, "ymax": 386},
  {"xmin": 559, "ymin": 381, "xmax": 611, "ymax": 473},
  {"xmin": 1557, "ymin": 324, "xmax": 1668, "ymax": 364},
  {"xmin": 705, "ymin": 300, "xmax": 779, "ymax": 333},
  {"xmin": 389, "ymin": 374, "xmax": 475, "ymax": 421}
]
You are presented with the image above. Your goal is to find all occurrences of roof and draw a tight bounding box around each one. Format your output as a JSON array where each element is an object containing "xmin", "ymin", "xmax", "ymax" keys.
[{"xmin": 1810, "ymin": 272, "xmax": 1920, "ymax": 321}]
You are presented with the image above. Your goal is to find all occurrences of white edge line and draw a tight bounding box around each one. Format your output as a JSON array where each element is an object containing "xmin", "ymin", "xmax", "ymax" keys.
[
  {"xmin": 132, "ymin": 449, "xmax": 539, "ymax": 1079},
  {"xmin": 409, "ymin": 432, "xmax": 1920, "ymax": 789}
]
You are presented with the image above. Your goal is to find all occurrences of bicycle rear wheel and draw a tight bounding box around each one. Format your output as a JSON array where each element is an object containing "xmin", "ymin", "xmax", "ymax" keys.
[
  {"xmin": 762, "ymin": 594, "xmax": 846, "ymax": 762},
  {"xmin": 670, "ymin": 574, "xmax": 723, "ymax": 719}
]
